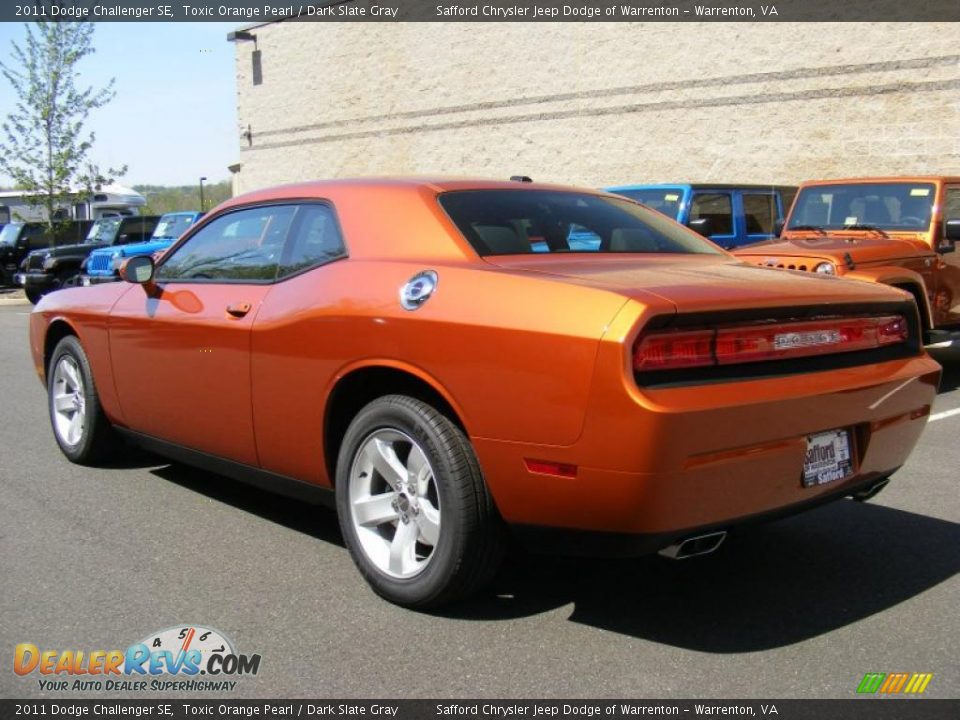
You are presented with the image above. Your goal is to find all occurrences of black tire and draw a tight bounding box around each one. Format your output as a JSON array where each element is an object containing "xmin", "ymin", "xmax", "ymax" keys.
[
  {"xmin": 25, "ymin": 288, "xmax": 44, "ymax": 305},
  {"xmin": 55, "ymin": 269, "xmax": 80, "ymax": 290},
  {"xmin": 335, "ymin": 395, "xmax": 504, "ymax": 609},
  {"xmin": 47, "ymin": 335, "xmax": 120, "ymax": 465}
]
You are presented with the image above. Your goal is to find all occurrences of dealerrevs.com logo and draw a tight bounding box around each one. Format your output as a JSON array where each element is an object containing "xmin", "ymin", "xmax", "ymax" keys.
[{"xmin": 14, "ymin": 625, "xmax": 261, "ymax": 693}]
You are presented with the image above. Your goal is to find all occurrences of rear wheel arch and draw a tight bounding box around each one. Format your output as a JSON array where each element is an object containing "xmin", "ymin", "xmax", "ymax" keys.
[{"xmin": 323, "ymin": 364, "xmax": 469, "ymax": 486}]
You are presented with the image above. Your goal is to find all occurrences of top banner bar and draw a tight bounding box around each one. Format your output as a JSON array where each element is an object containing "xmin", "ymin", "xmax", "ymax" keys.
[{"xmin": 4, "ymin": 0, "xmax": 960, "ymax": 22}]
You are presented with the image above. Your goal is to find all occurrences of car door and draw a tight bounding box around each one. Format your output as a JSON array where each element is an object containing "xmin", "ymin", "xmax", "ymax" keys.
[
  {"xmin": 108, "ymin": 204, "xmax": 297, "ymax": 466},
  {"xmin": 689, "ymin": 191, "xmax": 737, "ymax": 249},
  {"xmin": 740, "ymin": 191, "xmax": 780, "ymax": 246},
  {"xmin": 118, "ymin": 217, "xmax": 159, "ymax": 245},
  {"xmin": 25, "ymin": 224, "xmax": 49, "ymax": 252},
  {"xmin": 249, "ymin": 203, "xmax": 349, "ymax": 482},
  {"xmin": 938, "ymin": 184, "xmax": 960, "ymax": 327}
]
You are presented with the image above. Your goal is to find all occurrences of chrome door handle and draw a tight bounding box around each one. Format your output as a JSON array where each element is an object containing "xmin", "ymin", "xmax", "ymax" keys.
[{"xmin": 226, "ymin": 302, "xmax": 252, "ymax": 318}]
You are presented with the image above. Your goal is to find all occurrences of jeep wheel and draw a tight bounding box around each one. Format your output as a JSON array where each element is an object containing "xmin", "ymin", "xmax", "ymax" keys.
[
  {"xmin": 48, "ymin": 335, "xmax": 120, "ymax": 465},
  {"xmin": 336, "ymin": 395, "xmax": 504, "ymax": 609},
  {"xmin": 25, "ymin": 288, "xmax": 44, "ymax": 305}
]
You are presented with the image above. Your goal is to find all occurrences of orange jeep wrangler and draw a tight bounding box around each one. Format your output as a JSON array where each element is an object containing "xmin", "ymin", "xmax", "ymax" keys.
[{"xmin": 734, "ymin": 177, "xmax": 960, "ymax": 343}]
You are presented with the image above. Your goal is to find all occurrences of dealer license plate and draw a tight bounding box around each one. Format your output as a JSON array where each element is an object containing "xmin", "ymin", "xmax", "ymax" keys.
[{"xmin": 803, "ymin": 430, "xmax": 854, "ymax": 487}]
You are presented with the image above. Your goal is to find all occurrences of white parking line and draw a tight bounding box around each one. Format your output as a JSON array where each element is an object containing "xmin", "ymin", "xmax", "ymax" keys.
[{"xmin": 929, "ymin": 408, "xmax": 960, "ymax": 422}]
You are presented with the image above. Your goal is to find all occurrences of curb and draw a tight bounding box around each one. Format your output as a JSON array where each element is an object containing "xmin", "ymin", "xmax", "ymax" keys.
[{"xmin": 0, "ymin": 292, "xmax": 30, "ymax": 307}]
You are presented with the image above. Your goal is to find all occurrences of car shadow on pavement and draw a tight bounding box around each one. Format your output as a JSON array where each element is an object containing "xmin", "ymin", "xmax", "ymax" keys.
[
  {"xmin": 453, "ymin": 500, "xmax": 960, "ymax": 652},
  {"xmin": 148, "ymin": 462, "xmax": 346, "ymax": 548},
  {"xmin": 929, "ymin": 346, "xmax": 960, "ymax": 393},
  {"xmin": 140, "ymin": 456, "xmax": 956, "ymax": 653}
]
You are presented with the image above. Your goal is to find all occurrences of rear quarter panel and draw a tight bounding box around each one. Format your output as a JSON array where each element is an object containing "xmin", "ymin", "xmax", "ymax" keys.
[{"xmin": 249, "ymin": 260, "xmax": 630, "ymax": 484}]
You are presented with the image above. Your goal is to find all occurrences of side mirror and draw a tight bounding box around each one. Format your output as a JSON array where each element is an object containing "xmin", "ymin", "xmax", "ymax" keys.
[
  {"xmin": 119, "ymin": 255, "xmax": 155, "ymax": 284},
  {"xmin": 945, "ymin": 219, "xmax": 960, "ymax": 240},
  {"xmin": 774, "ymin": 218, "xmax": 785, "ymax": 237},
  {"xmin": 687, "ymin": 217, "xmax": 713, "ymax": 237},
  {"xmin": 938, "ymin": 219, "xmax": 960, "ymax": 254}
]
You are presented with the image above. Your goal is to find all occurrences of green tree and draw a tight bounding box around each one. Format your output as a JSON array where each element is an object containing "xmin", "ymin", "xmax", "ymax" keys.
[
  {"xmin": 0, "ymin": 21, "xmax": 124, "ymax": 232},
  {"xmin": 136, "ymin": 182, "xmax": 232, "ymax": 216}
]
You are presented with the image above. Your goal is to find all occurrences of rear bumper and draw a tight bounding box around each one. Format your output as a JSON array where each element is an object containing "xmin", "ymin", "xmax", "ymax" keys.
[
  {"xmin": 476, "ymin": 351, "xmax": 940, "ymax": 550},
  {"xmin": 511, "ymin": 472, "xmax": 895, "ymax": 557}
]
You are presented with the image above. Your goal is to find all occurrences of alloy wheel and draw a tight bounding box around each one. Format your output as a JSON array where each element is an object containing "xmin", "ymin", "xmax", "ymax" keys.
[
  {"xmin": 51, "ymin": 355, "xmax": 86, "ymax": 447},
  {"xmin": 348, "ymin": 429, "xmax": 441, "ymax": 579}
]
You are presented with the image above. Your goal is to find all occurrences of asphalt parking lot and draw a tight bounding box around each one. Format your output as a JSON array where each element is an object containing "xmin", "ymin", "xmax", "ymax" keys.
[{"xmin": 0, "ymin": 302, "xmax": 957, "ymax": 700}]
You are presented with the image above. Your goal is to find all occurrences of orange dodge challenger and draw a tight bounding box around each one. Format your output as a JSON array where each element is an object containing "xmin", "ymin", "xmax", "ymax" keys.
[{"xmin": 29, "ymin": 178, "xmax": 940, "ymax": 608}]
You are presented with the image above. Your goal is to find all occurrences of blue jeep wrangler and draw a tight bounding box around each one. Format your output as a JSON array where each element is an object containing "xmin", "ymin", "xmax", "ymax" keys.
[
  {"xmin": 606, "ymin": 184, "xmax": 797, "ymax": 249},
  {"xmin": 81, "ymin": 211, "xmax": 203, "ymax": 285}
]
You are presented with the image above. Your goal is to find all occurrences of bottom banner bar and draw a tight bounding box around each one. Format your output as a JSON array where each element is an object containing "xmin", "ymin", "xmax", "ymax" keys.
[{"xmin": 2, "ymin": 700, "xmax": 958, "ymax": 720}]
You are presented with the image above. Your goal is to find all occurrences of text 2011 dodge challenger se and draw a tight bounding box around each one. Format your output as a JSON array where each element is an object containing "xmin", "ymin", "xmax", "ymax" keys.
[{"xmin": 29, "ymin": 178, "xmax": 941, "ymax": 608}]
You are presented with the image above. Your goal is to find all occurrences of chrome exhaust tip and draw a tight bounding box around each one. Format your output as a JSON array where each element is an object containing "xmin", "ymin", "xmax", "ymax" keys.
[
  {"xmin": 658, "ymin": 530, "xmax": 727, "ymax": 560},
  {"xmin": 851, "ymin": 477, "xmax": 890, "ymax": 502}
]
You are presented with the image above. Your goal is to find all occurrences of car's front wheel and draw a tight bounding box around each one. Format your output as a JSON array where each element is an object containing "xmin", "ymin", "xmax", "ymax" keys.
[
  {"xmin": 48, "ymin": 335, "xmax": 119, "ymax": 464},
  {"xmin": 336, "ymin": 395, "xmax": 504, "ymax": 609}
]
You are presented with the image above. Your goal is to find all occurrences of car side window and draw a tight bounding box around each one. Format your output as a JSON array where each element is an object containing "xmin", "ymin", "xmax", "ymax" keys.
[
  {"xmin": 26, "ymin": 226, "xmax": 48, "ymax": 251},
  {"xmin": 117, "ymin": 219, "xmax": 151, "ymax": 244},
  {"xmin": 278, "ymin": 204, "xmax": 346, "ymax": 278},
  {"xmin": 157, "ymin": 205, "xmax": 296, "ymax": 282},
  {"xmin": 743, "ymin": 193, "xmax": 777, "ymax": 235},
  {"xmin": 690, "ymin": 193, "xmax": 733, "ymax": 235},
  {"xmin": 944, "ymin": 187, "xmax": 960, "ymax": 220}
]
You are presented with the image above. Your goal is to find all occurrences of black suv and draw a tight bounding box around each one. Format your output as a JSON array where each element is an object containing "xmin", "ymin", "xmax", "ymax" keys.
[
  {"xmin": 16, "ymin": 215, "xmax": 159, "ymax": 303},
  {"xmin": 0, "ymin": 221, "xmax": 93, "ymax": 288}
]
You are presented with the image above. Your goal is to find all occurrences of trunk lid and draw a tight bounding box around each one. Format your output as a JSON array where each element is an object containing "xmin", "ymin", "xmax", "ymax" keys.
[{"xmin": 485, "ymin": 254, "xmax": 911, "ymax": 314}]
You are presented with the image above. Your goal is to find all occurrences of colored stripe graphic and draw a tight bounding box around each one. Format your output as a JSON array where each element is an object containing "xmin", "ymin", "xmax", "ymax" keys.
[
  {"xmin": 857, "ymin": 673, "xmax": 886, "ymax": 694},
  {"xmin": 858, "ymin": 672, "xmax": 933, "ymax": 694},
  {"xmin": 880, "ymin": 673, "xmax": 909, "ymax": 693}
]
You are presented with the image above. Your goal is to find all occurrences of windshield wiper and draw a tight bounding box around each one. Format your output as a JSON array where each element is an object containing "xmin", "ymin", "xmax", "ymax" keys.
[
  {"xmin": 788, "ymin": 225, "xmax": 826, "ymax": 235},
  {"xmin": 841, "ymin": 224, "xmax": 889, "ymax": 237}
]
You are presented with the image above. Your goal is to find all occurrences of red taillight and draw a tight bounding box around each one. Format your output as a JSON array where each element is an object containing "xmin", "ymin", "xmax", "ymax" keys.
[
  {"xmin": 632, "ymin": 329, "xmax": 714, "ymax": 370},
  {"xmin": 633, "ymin": 315, "xmax": 908, "ymax": 372},
  {"xmin": 876, "ymin": 316, "xmax": 909, "ymax": 345}
]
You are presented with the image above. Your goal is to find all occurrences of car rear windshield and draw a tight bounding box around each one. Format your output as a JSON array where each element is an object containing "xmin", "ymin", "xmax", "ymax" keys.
[
  {"xmin": 607, "ymin": 188, "xmax": 685, "ymax": 220},
  {"xmin": 438, "ymin": 190, "xmax": 720, "ymax": 256},
  {"xmin": 788, "ymin": 182, "xmax": 936, "ymax": 231}
]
